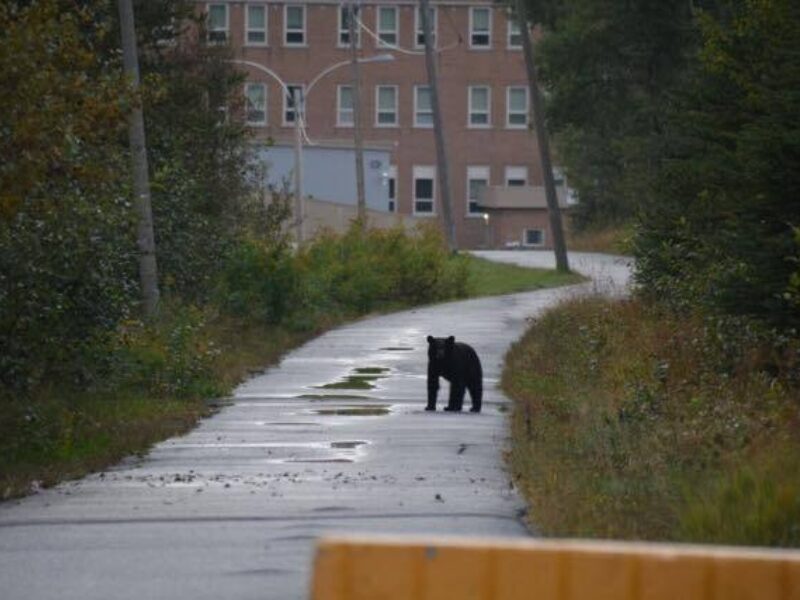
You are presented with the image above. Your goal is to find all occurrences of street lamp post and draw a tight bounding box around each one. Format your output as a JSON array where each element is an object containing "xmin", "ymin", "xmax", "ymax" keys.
[{"xmin": 230, "ymin": 54, "xmax": 394, "ymax": 244}]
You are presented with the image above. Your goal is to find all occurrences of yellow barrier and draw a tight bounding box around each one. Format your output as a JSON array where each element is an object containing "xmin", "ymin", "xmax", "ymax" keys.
[{"xmin": 311, "ymin": 535, "xmax": 800, "ymax": 600}]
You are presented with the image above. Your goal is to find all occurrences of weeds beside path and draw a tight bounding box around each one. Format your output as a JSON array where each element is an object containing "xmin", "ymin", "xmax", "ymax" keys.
[{"xmin": 503, "ymin": 296, "xmax": 800, "ymax": 547}]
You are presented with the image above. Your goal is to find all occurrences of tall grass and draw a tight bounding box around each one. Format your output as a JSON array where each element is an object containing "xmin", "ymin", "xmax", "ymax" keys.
[{"xmin": 503, "ymin": 296, "xmax": 800, "ymax": 546}]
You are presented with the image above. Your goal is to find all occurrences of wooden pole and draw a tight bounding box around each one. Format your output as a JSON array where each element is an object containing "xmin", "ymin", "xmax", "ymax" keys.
[{"xmin": 118, "ymin": 0, "xmax": 160, "ymax": 317}]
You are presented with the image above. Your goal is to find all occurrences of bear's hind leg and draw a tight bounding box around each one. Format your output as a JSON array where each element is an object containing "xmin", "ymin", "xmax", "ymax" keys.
[
  {"xmin": 445, "ymin": 382, "xmax": 466, "ymax": 411},
  {"xmin": 467, "ymin": 380, "xmax": 482, "ymax": 413}
]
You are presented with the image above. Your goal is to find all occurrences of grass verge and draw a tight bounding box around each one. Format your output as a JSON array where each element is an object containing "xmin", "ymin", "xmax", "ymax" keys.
[
  {"xmin": 465, "ymin": 254, "xmax": 585, "ymax": 296},
  {"xmin": 1, "ymin": 253, "xmax": 579, "ymax": 500},
  {"xmin": 503, "ymin": 296, "xmax": 800, "ymax": 547}
]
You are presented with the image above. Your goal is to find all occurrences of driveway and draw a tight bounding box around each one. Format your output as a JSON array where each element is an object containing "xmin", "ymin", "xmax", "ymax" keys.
[{"xmin": 0, "ymin": 251, "xmax": 631, "ymax": 600}]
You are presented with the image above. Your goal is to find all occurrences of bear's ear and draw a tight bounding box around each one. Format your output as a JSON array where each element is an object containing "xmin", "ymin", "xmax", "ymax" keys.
[
  {"xmin": 427, "ymin": 335, "xmax": 434, "ymax": 344},
  {"xmin": 446, "ymin": 335, "xmax": 455, "ymax": 345}
]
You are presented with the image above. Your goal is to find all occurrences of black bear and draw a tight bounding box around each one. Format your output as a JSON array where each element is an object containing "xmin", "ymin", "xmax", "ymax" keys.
[{"xmin": 426, "ymin": 335, "xmax": 482, "ymax": 413}]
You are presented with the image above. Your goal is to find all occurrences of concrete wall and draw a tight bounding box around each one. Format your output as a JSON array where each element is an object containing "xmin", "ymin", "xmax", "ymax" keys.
[
  {"xmin": 304, "ymin": 197, "xmax": 424, "ymax": 237},
  {"xmin": 255, "ymin": 144, "xmax": 393, "ymax": 212}
]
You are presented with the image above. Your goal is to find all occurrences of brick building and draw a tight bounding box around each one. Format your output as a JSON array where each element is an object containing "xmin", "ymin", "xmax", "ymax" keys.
[{"xmin": 200, "ymin": 0, "xmax": 568, "ymax": 249}]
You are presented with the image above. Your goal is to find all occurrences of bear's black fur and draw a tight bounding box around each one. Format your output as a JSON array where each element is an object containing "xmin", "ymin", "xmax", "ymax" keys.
[{"xmin": 426, "ymin": 335, "xmax": 482, "ymax": 413}]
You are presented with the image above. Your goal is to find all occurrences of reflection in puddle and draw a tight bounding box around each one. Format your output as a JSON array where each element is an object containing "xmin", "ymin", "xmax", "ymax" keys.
[
  {"xmin": 313, "ymin": 405, "xmax": 390, "ymax": 417},
  {"xmin": 353, "ymin": 367, "xmax": 390, "ymax": 375},
  {"xmin": 379, "ymin": 347, "xmax": 414, "ymax": 351},
  {"xmin": 330, "ymin": 441, "xmax": 367, "ymax": 449}
]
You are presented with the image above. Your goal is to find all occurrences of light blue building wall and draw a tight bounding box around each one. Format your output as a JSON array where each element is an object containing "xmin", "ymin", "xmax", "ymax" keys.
[{"xmin": 253, "ymin": 143, "xmax": 392, "ymax": 212}]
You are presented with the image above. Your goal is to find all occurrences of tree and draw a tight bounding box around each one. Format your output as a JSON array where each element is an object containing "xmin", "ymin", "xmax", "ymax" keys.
[
  {"xmin": 523, "ymin": 0, "xmax": 696, "ymax": 229},
  {"xmin": 634, "ymin": 0, "xmax": 800, "ymax": 328}
]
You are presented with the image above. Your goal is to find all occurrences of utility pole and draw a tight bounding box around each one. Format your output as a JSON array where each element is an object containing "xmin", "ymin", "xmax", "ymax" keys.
[
  {"xmin": 515, "ymin": 0, "xmax": 569, "ymax": 272},
  {"xmin": 419, "ymin": 0, "xmax": 457, "ymax": 252},
  {"xmin": 117, "ymin": 0, "xmax": 160, "ymax": 317},
  {"xmin": 348, "ymin": 2, "xmax": 367, "ymax": 227}
]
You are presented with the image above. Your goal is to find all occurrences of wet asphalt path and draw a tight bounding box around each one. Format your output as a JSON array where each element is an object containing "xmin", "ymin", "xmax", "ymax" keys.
[{"xmin": 0, "ymin": 252, "xmax": 630, "ymax": 600}]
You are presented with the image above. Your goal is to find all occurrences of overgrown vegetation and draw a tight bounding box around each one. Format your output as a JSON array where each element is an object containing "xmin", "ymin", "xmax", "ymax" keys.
[{"xmin": 504, "ymin": 297, "xmax": 800, "ymax": 546}]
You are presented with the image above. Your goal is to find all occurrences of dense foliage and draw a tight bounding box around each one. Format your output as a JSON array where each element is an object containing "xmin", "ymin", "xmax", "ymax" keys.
[
  {"xmin": 524, "ymin": 0, "xmax": 800, "ymax": 329},
  {"xmin": 0, "ymin": 0, "xmax": 250, "ymax": 392},
  {"xmin": 633, "ymin": 0, "xmax": 800, "ymax": 330}
]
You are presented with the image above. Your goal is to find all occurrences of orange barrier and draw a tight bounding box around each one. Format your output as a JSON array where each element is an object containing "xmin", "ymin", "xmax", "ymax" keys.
[{"xmin": 310, "ymin": 535, "xmax": 800, "ymax": 600}]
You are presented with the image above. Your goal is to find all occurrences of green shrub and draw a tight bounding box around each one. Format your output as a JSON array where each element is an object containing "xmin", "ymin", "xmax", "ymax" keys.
[{"xmin": 107, "ymin": 305, "xmax": 222, "ymax": 399}]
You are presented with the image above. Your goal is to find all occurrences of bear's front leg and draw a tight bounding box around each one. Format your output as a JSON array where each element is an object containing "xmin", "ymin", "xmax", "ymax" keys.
[{"xmin": 426, "ymin": 365, "xmax": 439, "ymax": 411}]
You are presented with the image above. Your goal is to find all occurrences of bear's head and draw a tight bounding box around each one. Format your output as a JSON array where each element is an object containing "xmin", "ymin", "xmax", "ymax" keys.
[{"xmin": 427, "ymin": 335, "xmax": 455, "ymax": 363}]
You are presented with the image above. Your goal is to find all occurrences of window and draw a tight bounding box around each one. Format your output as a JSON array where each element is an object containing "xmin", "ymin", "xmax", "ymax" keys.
[
  {"xmin": 414, "ymin": 86, "xmax": 433, "ymax": 127},
  {"xmin": 413, "ymin": 166, "xmax": 436, "ymax": 215},
  {"xmin": 246, "ymin": 4, "xmax": 267, "ymax": 45},
  {"xmin": 467, "ymin": 166, "xmax": 489, "ymax": 216},
  {"xmin": 387, "ymin": 165, "xmax": 397, "ymax": 212},
  {"xmin": 468, "ymin": 86, "xmax": 491, "ymax": 128},
  {"xmin": 377, "ymin": 6, "xmax": 398, "ymax": 46},
  {"xmin": 508, "ymin": 15, "xmax": 522, "ymax": 49},
  {"xmin": 245, "ymin": 82, "xmax": 267, "ymax": 125},
  {"xmin": 507, "ymin": 86, "xmax": 528, "ymax": 128},
  {"xmin": 207, "ymin": 3, "xmax": 228, "ymax": 44},
  {"xmin": 284, "ymin": 5, "xmax": 305, "ymax": 45},
  {"xmin": 337, "ymin": 85, "xmax": 354, "ymax": 127},
  {"xmin": 505, "ymin": 166, "xmax": 528, "ymax": 187},
  {"xmin": 376, "ymin": 85, "xmax": 398, "ymax": 127},
  {"xmin": 283, "ymin": 85, "xmax": 304, "ymax": 125},
  {"xmin": 523, "ymin": 228, "xmax": 545, "ymax": 247},
  {"xmin": 338, "ymin": 5, "xmax": 360, "ymax": 47},
  {"xmin": 470, "ymin": 7, "xmax": 492, "ymax": 48},
  {"xmin": 415, "ymin": 5, "xmax": 437, "ymax": 48}
]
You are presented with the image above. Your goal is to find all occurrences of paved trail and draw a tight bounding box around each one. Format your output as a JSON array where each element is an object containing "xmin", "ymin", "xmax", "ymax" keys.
[{"xmin": 0, "ymin": 252, "xmax": 630, "ymax": 600}]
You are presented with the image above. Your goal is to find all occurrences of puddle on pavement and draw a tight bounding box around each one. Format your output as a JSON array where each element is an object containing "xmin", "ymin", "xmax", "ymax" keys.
[
  {"xmin": 296, "ymin": 394, "xmax": 375, "ymax": 401},
  {"xmin": 353, "ymin": 367, "xmax": 390, "ymax": 375},
  {"xmin": 330, "ymin": 441, "xmax": 367, "ymax": 449},
  {"xmin": 380, "ymin": 347, "xmax": 414, "ymax": 351},
  {"xmin": 313, "ymin": 405, "xmax": 391, "ymax": 417},
  {"xmin": 316, "ymin": 366, "xmax": 391, "ymax": 390},
  {"xmin": 283, "ymin": 458, "xmax": 353, "ymax": 464},
  {"xmin": 264, "ymin": 422, "xmax": 321, "ymax": 426}
]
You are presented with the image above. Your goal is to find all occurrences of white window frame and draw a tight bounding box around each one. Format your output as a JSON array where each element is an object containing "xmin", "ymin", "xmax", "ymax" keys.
[
  {"xmin": 338, "ymin": 5, "xmax": 361, "ymax": 48},
  {"xmin": 507, "ymin": 14, "xmax": 522, "ymax": 49},
  {"xmin": 523, "ymin": 228, "xmax": 546, "ymax": 247},
  {"xmin": 505, "ymin": 166, "xmax": 528, "ymax": 187},
  {"xmin": 468, "ymin": 85, "xmax": 491, "ymax": 129},
  {"xmin": 414, "ymin": 85, "xmax": 433, "ymax": 128},
  {"xmin": 284, "ymin": 5, "xmax": 306, "ymax": 46},
  {"xmin": 206, "ymin": 3, "xmax": 229, "ymax": 44},
  {"xmin": 375, "ymin": 85, "xmax": 398, "ymax": 127},
  {"xmin": 506, "ymin": 86, "xmax": 529, "ymax": 129},
  {"xmin": 469, "ymin": 7, "xmax": 492, "ymax": 49},
  {"xmin": 283, "ymin": 84, "xmax": 305, "ymax": 126},
  {"xmin": 245, "ymin": 4, "xmax": 268, "ymax": 46},
  {"xmin": 466, "ymin": 166, "xmax": 490, "ymax": 217},
  {"xmin": 414, "ymin": 5, "xmax": 437, "ymax": 49},
  {"xmin": 413, "ymin": 165, "xmax": 436, "ymax": 216},
  {"xmin": 244, "ymin": 82, "xmax": 267, "ymax": 126},
  {"xmin": 337, "ymin": 84, "xmax": 354, "ymax": 127},
  {"xmin": 387, "ymin": 165, "xmax": 397, "ymax": 212},
  {"xmin": 376, "ymin": 6, "xmax": 399, "ymax": 47}
]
